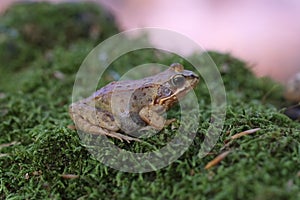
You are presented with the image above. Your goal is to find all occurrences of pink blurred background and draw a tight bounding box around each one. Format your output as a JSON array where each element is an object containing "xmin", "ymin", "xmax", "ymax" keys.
[{"xmin": 1, "ymin": 0, "xmax": 300, "ymax": 84}]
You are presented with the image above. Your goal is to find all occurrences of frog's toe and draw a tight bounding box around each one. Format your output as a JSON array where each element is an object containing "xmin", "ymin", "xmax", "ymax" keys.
[{"xmin": 111, "ymin": 132, "xmax": 142, "ymax": 143}]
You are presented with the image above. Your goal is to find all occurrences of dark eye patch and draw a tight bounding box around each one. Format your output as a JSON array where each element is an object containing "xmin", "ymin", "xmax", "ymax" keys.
[{"xmin": 158, "ymin": 86, "xmax": 172, "ymax": 97}]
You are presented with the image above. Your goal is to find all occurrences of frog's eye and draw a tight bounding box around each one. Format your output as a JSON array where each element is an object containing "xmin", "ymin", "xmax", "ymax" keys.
[{"xmin": 171, "ymin": 75, "xmax": 185, "ymax": 88}]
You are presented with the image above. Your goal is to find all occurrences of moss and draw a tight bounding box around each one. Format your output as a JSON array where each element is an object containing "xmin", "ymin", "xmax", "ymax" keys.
[{"xmin": 0, "ymin": 2, "xmax": 299, "ymax": 200}]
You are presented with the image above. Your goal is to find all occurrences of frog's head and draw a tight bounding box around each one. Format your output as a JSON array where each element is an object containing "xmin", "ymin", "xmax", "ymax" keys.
[{"xmin": 155, "ymin": 63, "xmax": 199, "ymax": 108}]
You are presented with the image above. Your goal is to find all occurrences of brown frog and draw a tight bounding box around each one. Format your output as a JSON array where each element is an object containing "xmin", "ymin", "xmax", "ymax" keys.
[{"xmin": 69, "ymin": 63, "xmax": 199, "ymax": 142}]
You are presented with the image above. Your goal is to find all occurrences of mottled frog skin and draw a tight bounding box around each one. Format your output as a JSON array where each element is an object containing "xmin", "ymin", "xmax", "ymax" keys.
[{"xmin": 69, "ymin": 63, "xmax": 199, "ymax": 142}]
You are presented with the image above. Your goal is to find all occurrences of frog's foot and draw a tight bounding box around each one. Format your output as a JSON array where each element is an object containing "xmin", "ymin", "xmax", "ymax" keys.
[
  {"xmin": 81, "ymin": 124, "xmax": 141, "ymax": 143},
  {"xmin": 139, "ymin": 119, "xmax": 177, "ymax": 132},
  {"xmin": 165, "ymin": 118, "xmax": 177, "ymax": 126},
  {"xmin": 109, "ymin": 132, "xmax": 142, "ymax": 143}
]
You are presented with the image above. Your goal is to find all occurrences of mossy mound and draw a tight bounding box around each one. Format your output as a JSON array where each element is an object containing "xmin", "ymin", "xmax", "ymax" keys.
[{"xmin": 0, "ymin": 2, "xmax": 299, "ymax": 200}]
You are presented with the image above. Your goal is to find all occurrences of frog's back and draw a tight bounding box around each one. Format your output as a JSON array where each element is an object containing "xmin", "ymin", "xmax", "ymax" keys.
[{"xmin": 92, "ymin": 80, "xmax": 156, "ymax": 110}]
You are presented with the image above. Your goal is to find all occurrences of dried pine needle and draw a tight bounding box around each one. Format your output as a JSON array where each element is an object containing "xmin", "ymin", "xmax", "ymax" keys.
[
  {"xmin": 205, "ymin": 151, "xmax": 230, "ymax": 170},
  {"xmin": 60, "ymin": 174, "xmax": 80, "ymax": 179},
  {"xmin": 230, "ymin": 128, "xmax": 261, "ymax": 140}
]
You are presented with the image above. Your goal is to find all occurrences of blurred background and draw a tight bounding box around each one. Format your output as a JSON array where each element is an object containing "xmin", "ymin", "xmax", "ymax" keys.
[{"xmin": 1, "ymin": 0, "xmax": 300, "ymax": 84}]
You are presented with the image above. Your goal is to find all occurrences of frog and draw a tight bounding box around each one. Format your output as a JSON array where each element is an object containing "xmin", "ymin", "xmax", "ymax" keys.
[
  {"xmin": 284, "ymin": 72, "xmax": 300, "ymax": 121},
  {"xmin": 69, "ymin": 63, "xmax": 199, "ymax": 142}
]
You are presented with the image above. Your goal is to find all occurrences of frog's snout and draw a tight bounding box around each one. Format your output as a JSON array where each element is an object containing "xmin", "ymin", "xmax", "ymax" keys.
[
  {"xmin": 191, "ymin": 73, "xmax": 199, "ymax": 79},
  {"xmin": 189, "ymin": 73, "xmax": 200, "ymax": 87}
]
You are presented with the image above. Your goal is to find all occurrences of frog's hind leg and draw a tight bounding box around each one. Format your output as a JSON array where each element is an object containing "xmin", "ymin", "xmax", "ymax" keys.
[
  {"xmin": 69, "ymin": 102, "xmax": 141, "ymax": 142},
  {"xmin": 73, "ymin": 113, "xmax": 141, "ymax": 143},
  {"xmin": 69, "ymin": 102, "xmax": 120, "ymax": 131}
]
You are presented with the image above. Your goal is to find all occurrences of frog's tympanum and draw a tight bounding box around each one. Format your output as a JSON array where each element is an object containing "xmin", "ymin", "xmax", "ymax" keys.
[{"xmin": 69, "ymin": 63, "xmax": 199, "ymax": 142}]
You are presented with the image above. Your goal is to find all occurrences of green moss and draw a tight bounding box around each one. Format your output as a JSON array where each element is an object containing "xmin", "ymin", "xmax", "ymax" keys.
[{"xmin": 0, "ymin": 2, "xmax": 299, "ymax": 200}]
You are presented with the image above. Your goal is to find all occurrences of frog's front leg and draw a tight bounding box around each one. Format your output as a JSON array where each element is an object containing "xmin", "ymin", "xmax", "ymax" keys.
[
  {"xmin": 69, "ymin": 102, "xmax": 140, "ymax": 142},
  {"xmin": 139, "ymin": 105, "xmax": 176, "ymax": 130}
]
